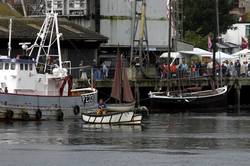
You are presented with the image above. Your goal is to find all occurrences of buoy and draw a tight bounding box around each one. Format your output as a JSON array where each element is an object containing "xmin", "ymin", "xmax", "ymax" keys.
[
  {"xmin": 35, "ymin": 109, "xmax": 42, "ymax": 120},
  {"xmin": 5, "ymin": 110, "xmax": 14, "ymax": 120},
  {"xmin": 21, "ymin": 112, "xmax": 30, "ymax": 121},
  {"xmin": 56, "ymin": 109, "xmax": 64, "ymax": 121},
  {"xmin": 73, "ymin": 105, "xmax": 80, "ymax": 115}
]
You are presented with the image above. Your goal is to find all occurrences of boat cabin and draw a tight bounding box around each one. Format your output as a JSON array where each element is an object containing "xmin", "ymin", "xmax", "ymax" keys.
[{"xmin": 0, "ymin": 55, "xmax": 69, "ymax": 96}]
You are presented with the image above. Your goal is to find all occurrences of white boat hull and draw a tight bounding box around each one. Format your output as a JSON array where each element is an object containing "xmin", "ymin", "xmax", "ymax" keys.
[
  {"xmin": 106, "ymin": 101, "xmax": 136, "ymax": 112},
  {"xmin": 82, "ymin": 111, "xmax": 142, "ymax": 124},
  {"xmin": 0, "ymin": 88, "xmax": 98, "ymax": 120}
]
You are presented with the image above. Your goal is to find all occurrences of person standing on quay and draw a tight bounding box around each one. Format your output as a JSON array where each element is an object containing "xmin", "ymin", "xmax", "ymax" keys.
[
  {"xmin": 234, "ymin": 60, "xmax": 241, "ymax": 77},
  {"xmin": 207, "ymin": 60, "xmax": 213, "ymax": 76}
]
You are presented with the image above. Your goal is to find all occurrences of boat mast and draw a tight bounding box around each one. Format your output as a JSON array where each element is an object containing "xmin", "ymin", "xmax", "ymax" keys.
[
  {"xmin": 167, "ymin": 0, "xmax": 172, "ymax": 95},
  {"xmin": 27, "ymin": 0, "xmax": 63, "ymax": 70},
  {"xmin": 8, "ymin": 18, "xmax": 12, "ymax": 57},
  {"xmin": 216, "ymin": 0, "xmax": 222, "ymax": 86},
  {"xmin": 212, "ymin": 0, "xmax": 220, "ymax": 86}
]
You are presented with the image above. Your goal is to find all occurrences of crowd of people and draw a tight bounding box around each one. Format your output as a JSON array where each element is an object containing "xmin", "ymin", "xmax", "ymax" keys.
[
  {"xmin": 221, "ymin": 60, "xmax": 250, "ymax": 77},
  {"xmin": 156, "ymin": 59, "xmax": 250, "ymax": 79}
]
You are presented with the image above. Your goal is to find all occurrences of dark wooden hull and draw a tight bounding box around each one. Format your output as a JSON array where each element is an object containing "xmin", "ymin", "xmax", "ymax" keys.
[{"xmin": 149, "ymin": 87, "xmax": 228, "ymax": 113}]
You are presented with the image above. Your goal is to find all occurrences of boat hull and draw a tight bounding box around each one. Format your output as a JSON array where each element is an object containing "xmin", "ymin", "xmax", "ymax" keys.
[
  {"xmin": 106, "ymin": 101, "xmax": 136, "ymax": 112},
  {"xmin": 0, "ymin": 88, "xmax": 98, "ymax": 120},
  {"xmin": 82, "ymin": 111, "xmax": 142, "ymax": 124},
  {"xmin": 149, "ymin": 86, "xmax": 228, "ymax": 113}
]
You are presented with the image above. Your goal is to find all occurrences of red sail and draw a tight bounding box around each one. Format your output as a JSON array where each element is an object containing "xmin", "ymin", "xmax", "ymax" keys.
[
  {"xmin": 123, "ymin": 68, "xmax": 134, "ymax": 103},
  {"xmin": 111, "ymin": 53, "xmax": 122, "ymax": 101}
]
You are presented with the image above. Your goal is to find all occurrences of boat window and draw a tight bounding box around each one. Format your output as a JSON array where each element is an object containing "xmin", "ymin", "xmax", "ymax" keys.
[
  {"xmin": 5, "ymin": 63, "xmax": 9, "ymax": 70},
  {"xmin": 29, "ymin": 64, "xmax": 33, "ymax": 71},
  {"xmin": 20, "ymin": 64, "xmax": 24, "ymax": 70},
  {"xmin": 11, "ymin": 63, "xmax": 15, "ymax": 70},
  {"xmin": 25, "ymin": 64, "xmax": 28, "ymax": 70},
  {"xmin": 0, "ymin": 63, "xmax": 3, "ymax": 70}
]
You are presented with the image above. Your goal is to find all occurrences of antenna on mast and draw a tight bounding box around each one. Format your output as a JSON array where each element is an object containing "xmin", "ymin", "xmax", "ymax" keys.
[
  {"xmin": 8, "ymin": 18, "xmax": 12, "ymax": 57},
  {"xmin": 51, "ymin": 0, "xmax": 54, "ymax": 13}
]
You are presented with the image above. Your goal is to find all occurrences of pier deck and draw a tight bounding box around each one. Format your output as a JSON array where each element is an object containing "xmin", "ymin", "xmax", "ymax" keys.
[{"xmin": 79, "ymin": 77, "xmax": 249, "ymax": 88}]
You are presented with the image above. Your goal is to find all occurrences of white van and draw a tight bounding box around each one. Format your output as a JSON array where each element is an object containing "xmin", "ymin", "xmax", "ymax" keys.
[{"xmin": 160, "ymin": 50, "xmax": 212, "ymax": 67}]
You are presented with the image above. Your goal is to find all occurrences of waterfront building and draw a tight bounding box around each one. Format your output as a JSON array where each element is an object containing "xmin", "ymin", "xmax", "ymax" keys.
[
  {"xmin": 6, "ymin": 1, "xmax": 189, "ymax": 63},
  {"xmin": 0, "ymin": 2, "xmax": 107, "ymax": 78},
  {"xmin": 223, "ymin": 23, "xmax": 250, "ymax": 48}
]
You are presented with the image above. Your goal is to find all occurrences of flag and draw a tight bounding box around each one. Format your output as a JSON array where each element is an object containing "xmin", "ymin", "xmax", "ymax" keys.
[
  {"xmin": 241, "ymin": 37, "xmax": 248, "ymax": 49},
  {"xmin": 208, "ymin": 35, "xmax": 212, "ymax": 52}
]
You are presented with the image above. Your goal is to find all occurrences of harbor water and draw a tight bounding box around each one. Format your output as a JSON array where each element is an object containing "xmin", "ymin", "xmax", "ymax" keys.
[{"xmin": 1, "ymin": 111, "xmax": 250, "ymax": 166}]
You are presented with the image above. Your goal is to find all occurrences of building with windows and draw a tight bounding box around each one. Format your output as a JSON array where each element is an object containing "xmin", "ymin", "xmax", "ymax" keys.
[
  {"xmin": 222, "ymin": 23, "xmax": 249, "ymax": 50},
  {"xmin": 6, "ymin": 0, "xmax": 188, "ymax": 68},
  {"xmin": 6, "ymin": 0, "xmax": 97, "ymax": 29},
  {"xmin": 231, "ymin": 0, "xmax": 250, "ymax": 17}
]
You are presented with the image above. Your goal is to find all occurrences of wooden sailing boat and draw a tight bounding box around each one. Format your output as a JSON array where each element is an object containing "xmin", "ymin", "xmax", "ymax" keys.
[
  {"xmin": 106, "ymin": 53, "xmax": 136, "ymax": 112},
  {"xmin": 148, "ymin": 0, "xmax": 228, "ymax": 112},
  {"xmin": 81, "ymin": 52, "xmax": 142, "ymax": 124}
]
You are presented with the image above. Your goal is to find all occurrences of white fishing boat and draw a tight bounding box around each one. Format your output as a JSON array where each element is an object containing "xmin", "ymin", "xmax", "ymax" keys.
[
  {"xmin": 0, "ymin": 4, "xmax": 97, "ymax": 120},
  {"xmin": 82, "ymin": 110, "xmax": 142, "ymax": 125},
  {"xmin": 106, "ymin": 52, "xmax": 135, "ymax": 111}
]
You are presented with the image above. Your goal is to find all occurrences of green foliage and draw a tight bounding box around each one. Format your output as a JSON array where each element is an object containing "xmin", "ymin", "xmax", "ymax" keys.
[
  {"xmin": 183, "ymin": 0, "xmax": 236, "ymax": 36},
  {"xmin": 184, "ymin": 31, "xmax": 208, "ymax": 49}
]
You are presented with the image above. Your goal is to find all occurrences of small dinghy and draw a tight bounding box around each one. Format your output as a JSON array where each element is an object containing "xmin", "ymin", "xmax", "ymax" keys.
[{"xmin": 82, "ymin": 110, "xmax": 142, "ymax": 125}]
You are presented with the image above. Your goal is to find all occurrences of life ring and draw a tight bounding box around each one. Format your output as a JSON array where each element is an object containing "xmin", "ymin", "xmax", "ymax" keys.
[
  {"xmin": 5, "ymin": 110, "xmax": 14, "ymax": 120},
  {"xmin": 35, "ymin": 109, "xmax": 42, "ymax": 120},
  {"xmin": 21, "ymin": 112, "xmax": 30, "ymax": 121},
  {"xmin": 73, "ymin": 105, "xmax": 80, "ymax": 115},
  {"xmin": 56, "ymin": 109, "xmax": 64, "ymax": 121}
]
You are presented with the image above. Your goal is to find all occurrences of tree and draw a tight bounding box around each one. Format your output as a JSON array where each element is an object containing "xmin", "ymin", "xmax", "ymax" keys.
[
  {"xmin": 183, "ymin": 0, "xmax": 236, "ymax": 36},
  {"xmin": 184, "ymin": 31, "xmax": 208, "ymax": 49}
]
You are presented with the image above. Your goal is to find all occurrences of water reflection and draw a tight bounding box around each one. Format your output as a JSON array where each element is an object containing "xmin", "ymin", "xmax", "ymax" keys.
[{"xmin": 1, "ymin": 112, "xmax": 250, "ymax": 151}]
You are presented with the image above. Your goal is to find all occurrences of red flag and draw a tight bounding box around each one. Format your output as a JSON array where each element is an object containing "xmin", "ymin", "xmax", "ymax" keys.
[
  {"xmin": 241, "ymin": 37, "xmax": 248, "ymax": 49},
  {"xmin": 208, "ymin": 35, "xmax": 212, "ymax": 52}
]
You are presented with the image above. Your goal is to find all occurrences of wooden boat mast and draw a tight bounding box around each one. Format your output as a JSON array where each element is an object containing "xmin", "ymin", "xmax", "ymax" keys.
[
  {"xmin": 212, "ymin": 0, "xmax": 221, "ymax": 87},
  {"xmin": 216, "ymin": 0, "xmax": 223, "ymax": 86},
  {"xmin": 167, "ymin": 0, "xmax": 172, "ymax": 95}
]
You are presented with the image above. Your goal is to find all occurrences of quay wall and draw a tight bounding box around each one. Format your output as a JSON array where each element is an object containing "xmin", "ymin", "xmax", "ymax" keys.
[{"xmin": 78, "ymin": 77, "xmax": 250, "ymax": 109}]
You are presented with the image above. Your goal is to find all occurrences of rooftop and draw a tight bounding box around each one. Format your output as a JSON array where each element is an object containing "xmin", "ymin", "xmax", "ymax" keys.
[
  {"xmin": 0, "ymin": 3, "xmax": 22, "ymax": 17},
  {"xmin": 0, "ymin": 3, "xmax": 108, "ymax": 42}
]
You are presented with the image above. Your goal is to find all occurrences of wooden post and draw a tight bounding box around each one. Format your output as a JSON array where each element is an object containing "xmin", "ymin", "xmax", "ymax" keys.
[
  {"xmin": 236, "ymin": 86, "xmax": 241, "ymax": 114},
  {"xmin": 91, "ymin": 67, "xmax": 94, "ymax": 89},
  {"xmin": 136, "ymin": 83, "xmax": 140, "ymax": 107},
  {"xmin": 235, "ymin": 79, "xmax": 241, "ymax": 114},
  {"xmin": 135, "ymin": 67, "xmax": 140, "ymax": 107}
]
